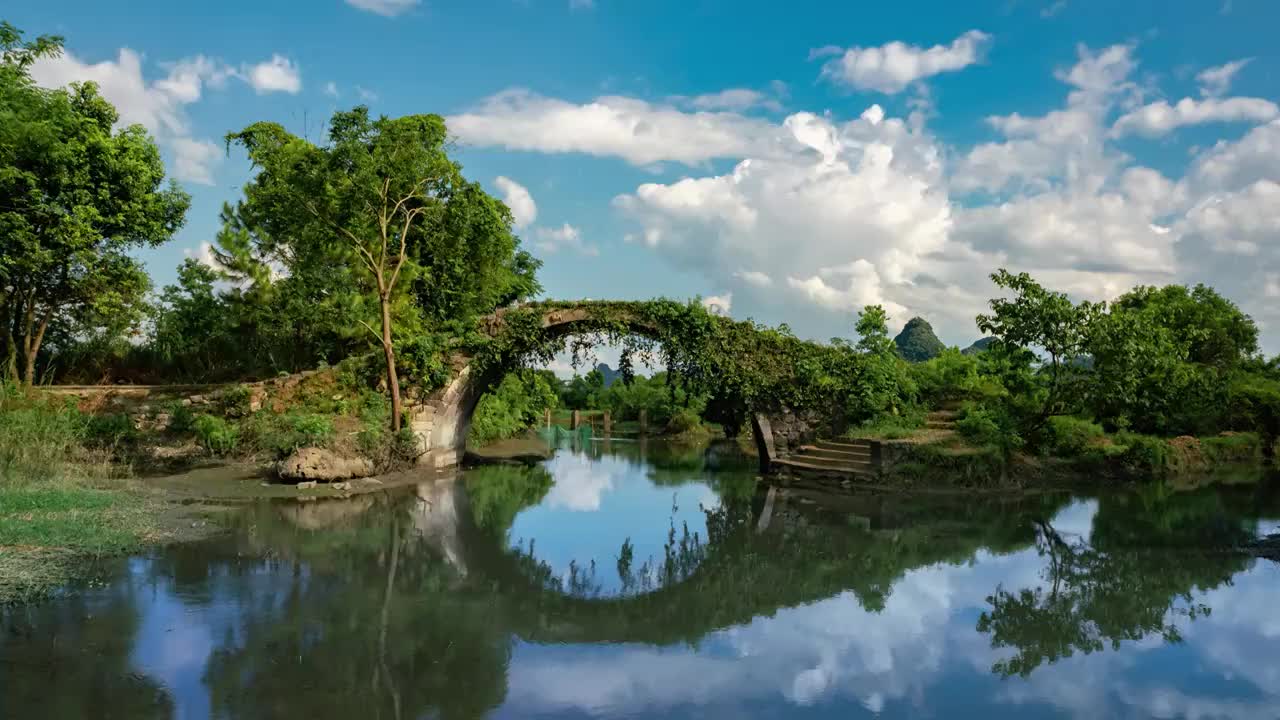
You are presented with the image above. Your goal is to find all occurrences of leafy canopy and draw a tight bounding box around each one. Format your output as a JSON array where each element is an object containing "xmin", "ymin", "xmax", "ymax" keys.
[{"xmin": 1, "ymin": 22, "xmax": 189, "ymax": 382}]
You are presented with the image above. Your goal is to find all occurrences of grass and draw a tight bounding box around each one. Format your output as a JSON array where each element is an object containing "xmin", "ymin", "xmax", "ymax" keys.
[{"xmin": 0, "ymin": 383, "xmax": 182, "ymax": 604}]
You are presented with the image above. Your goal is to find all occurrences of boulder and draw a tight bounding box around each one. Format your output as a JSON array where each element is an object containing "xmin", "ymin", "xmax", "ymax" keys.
[{"xmin": 276, "ymin": 448, "xmax": 374, "ymax": 483}]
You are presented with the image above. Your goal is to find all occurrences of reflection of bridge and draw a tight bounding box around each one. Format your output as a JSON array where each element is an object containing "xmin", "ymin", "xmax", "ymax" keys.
[
  {"xmin": 404, "ymin": 301, "xmax": 816, "ymax": 473},
  {"xmin": 275, "ymin": 476, "xmax": 1058, "ymax": 646}
]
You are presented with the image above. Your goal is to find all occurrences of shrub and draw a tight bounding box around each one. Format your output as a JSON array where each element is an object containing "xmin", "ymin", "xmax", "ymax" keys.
[
  {"xmin": 911, "ymin": 348, "xmax": 983, "ymax": 405},
  {"xmin": 1114, "ymin": 432, "xmax": 1169, "ymax": 476},
  {"xmin": 665, "ymin": 408, "xmax": 705, "ymax": 436},
  {"xmin": 956, "ymin": 406, "xmax": 1001, "ymax": 445},
  {"xmin": 0, "ymin": 400, "xmax": 87, "ymax": 479},
  {"xmin": 219, "ymin": 384, "xmax": 254, "ymax": 417},
  {"xmin": 1043, "ymin": 416, "xmax": 1105, "ymax": 457},
  {"xmin": 357, "ymin": 425, "xmax": 420, "ymax": 469},
  {"xmin": 955, "ymin": 403, "xmax": 1024, "ymax": 453},
  {"xmin": 243, "ymin": 412, "xmax": 335, "ymax": 458},
  {"xmin": 193, "ymin": 415, "xmax": 239, "ymax": 454},
  {"xmin": 166, "ymin": 401, "xmax": 196, "ymax": 434},
  {"xmin": 83, "ymin": 413, "xmax": 138, "ymax": 449},
  {"xmin": 1201, "ymin": 432, "xmax": 1261, "ymax": 463}
]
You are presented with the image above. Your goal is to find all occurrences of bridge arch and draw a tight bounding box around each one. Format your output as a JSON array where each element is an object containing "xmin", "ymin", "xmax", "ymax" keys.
[{"xmin": 406, "ymin": 301, "xmax": 790, "ymax": 471}]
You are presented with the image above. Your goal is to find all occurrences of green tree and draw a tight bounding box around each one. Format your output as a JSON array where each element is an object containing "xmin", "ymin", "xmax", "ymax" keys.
[
  {"xmin": 227, "ymin": 109, "xmax": 460, "ymax": 430},
  {"xmin": 893, "ymin": 316, "xmax": 945, "ymax": 362},
  {"xmin": 854, "ymin": 305, "xmax": 896, "ymax": 356},
  {"xmin": 977, "ymin": 270, "xmax": 1100, "ymax": 432},
  {"xmin": 0, "ymin": 23, "xmax": 189, "ymax": 383},
  {"xmin": 1089, "ymin": 284, "xmax": 1261, "ymax": 435}
]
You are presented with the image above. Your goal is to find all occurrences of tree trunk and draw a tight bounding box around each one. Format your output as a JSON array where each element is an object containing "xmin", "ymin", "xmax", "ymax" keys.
[
  {"xmin": 22, "ymin": 309, "xmax": 51, "ymax": 387},
  {"xmin": 379, "ymin": 295, "xmax": 403, "ymax": 432},
  {"xmin": 1, "ymin": 297, "xmax": 16, "ymax": 382}
]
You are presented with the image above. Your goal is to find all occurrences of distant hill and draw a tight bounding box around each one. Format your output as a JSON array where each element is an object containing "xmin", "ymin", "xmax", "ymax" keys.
[
  {"xmin": 962, "ymin": 337, "xmax": 995, "ymax": 355},
  {"xmin": 894, "ymin": 317, "xmax": 945, "ymax": 362},
  {"xmin": 595, "ymin": 363, "xmax": 621, "ymax": 387}
]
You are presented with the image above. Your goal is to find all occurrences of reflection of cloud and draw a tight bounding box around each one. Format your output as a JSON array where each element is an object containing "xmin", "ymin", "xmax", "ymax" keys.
[
  {"xmin": 504, "ymin": 498, "xmax": 1280, "ymax": 717},
  {"xmin": 543, "ymin": 452, "xmax": 620, "ymax": 511}
]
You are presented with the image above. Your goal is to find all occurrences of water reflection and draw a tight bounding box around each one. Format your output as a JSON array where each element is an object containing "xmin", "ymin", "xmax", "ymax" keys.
[{"xmin": 2, "ymin": 442, "xmax": 1279, "ymax": 719}]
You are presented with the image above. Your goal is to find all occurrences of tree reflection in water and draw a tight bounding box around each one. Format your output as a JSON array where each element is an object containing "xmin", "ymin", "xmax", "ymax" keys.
[
  {"xmin": 976, "ymin": 481, "xmax": 1274, "ymax": 678},
  {"xmin": 3, "ymin": 460, "xmax": 1278, "ymax": 719}
]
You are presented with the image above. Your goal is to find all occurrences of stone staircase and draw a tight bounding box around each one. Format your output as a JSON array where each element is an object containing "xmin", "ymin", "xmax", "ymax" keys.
[
  {"xmin": 774, "ymin": 438, "xmax": 877, "ymax": 479},
  {"xmin": 924, "ymin": 408, "xmax": 959, "ymax": 433}
]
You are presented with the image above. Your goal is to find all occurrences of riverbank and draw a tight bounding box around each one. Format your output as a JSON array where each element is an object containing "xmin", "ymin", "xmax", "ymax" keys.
[
  {"xmin": 858, "ymin": 422, "xmax": 1273, "ymax": 488},
  {"xmin": 0, "ymin": 470, "xmax": 229, "ymax": 604}
]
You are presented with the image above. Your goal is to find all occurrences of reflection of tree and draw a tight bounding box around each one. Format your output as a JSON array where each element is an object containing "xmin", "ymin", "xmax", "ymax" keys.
[
  {"xmin": 977, "ymin": 487, "xmax": 1257, "ymax": 678},
  {"xmin": 201, "ymin": 495, "xmax": 511, "ymax": 720},
  {"xmin": 464, "ymin": 464, "xmax": 553, "ymax": 535},
  {"xmin": 0, "ymin": 573, "xmax": 175, "ymax": 719}
]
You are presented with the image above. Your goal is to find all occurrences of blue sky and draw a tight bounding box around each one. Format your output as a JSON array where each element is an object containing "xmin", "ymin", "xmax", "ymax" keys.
[{"xmin": 12, "ymin": 0, "xmax": 1280, "ymax": 352}]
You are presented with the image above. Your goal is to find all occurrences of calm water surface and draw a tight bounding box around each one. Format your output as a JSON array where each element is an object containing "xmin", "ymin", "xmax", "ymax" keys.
[{"xmin": 4, "ymin": 437, "xmax": 1280, "ymax": 719}]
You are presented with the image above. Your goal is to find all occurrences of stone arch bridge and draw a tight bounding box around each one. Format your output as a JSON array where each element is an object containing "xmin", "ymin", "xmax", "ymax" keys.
[{"xmin": 407, "ymin": 301, "xmax": 817, "ymax": 472}]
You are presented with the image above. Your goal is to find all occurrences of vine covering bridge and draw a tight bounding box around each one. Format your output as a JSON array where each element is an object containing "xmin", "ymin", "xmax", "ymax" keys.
[{"xmin": 406, "ymin": 300, "xmax": 842, "ymax": 472}]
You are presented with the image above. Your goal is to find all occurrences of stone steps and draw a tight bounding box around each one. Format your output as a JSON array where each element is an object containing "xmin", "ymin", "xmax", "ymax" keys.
[
  {"xmin": 798, "ymin": 445, "xmax": 871, "ymax": 462},
  {"xmin": 814, "ymin": 439, "xmax": 874, "ymax": 452},
  {"xmin": 773, "ymin": 457, "xmax": 875, "ymax": 478}
]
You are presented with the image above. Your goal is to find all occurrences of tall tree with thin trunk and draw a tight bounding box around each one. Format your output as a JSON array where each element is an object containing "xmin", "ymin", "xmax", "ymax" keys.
[
  {"xmin": 0, "ymin": 22, "xmax": 189, "ymax": 384},
  {"xmin": 227, "ymin": 109, "xmax": 455, "ymax": 431}
]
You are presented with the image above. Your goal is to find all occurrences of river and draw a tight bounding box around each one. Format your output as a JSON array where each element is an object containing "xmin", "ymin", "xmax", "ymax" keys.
[{"xmin": 3, "ymin": 436, "xmax": 1280, "ymax": 719}]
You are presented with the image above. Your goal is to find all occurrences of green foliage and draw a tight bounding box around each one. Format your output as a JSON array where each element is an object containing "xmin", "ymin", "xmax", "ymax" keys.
[
  {"xmin": 1, "ymin": 23, "xmax": 190, "ymax": 384},
  {"xmin": 955, "ymin": 403, "xmax": 1024, "ymax": 453},
  {"xmin": 1042, "ymin": 416, "xmax": 1105, "ymax": 457},
  {"xmin": 83, "ymin": 413, "xmax": 136, "ymax": 449},
  {"xmin": 192, "ymin": 415, "xmax": 238, "ymax": 455},
  {"xmin": 240, "ymin": 412, "xmax": 335, "ymax": 458},
  {"xmin": 1087, "ymin": 284, "xmax": 1258, "ymax": 436},
  {"xmin": 1113, "ymin": 432, "xmax": 1170, "ymax": 477},
  {"xmin": 0, "ymin": 388, "xmax": 87, "ymax": 479},
  {"xmin": 1224, "ymin": 374, "xmax": 1280, "ymax": 454},
  {"xmin": 166, "ymin": 401, "xmax": 196, "ymax": 434},
  {"xmin": 910, "ymin": 348, "xmax": 988, "ymax": 405},
  {"xmin": 977, "ymin": 270, "xmax": 1099, "ymax": 432},
  {"xmin": 894, "ymin": 316, "xmax": 945, "ymax": 362},
  {"xmin": 468, "ymin": 370, "xmax": 558, "ymax": 446},
  {"xmin": 851, "ymin": 408, "xmax": 925, "ymax": 440}
]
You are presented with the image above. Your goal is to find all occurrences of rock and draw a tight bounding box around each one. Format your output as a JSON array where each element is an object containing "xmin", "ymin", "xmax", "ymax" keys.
[
  {"xmin": 331, "ymin": 481, "xmax": 351, "ymax": 491},
  {"xmin": 276, "ymin": 448, "xmax": 374, "ymax": 483},
  {"xmin": 297, "ymin": 481, "xmax": 317, "ymax": 490}
]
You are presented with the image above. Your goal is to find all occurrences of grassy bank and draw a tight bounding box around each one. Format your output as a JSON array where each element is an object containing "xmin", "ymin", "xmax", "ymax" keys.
[
  {"xmin": 0, "ymin": 385, "xmax": 210, "ymax": 604},
  {"xmin": 860, "ymin": 407, "xmax": 1273, "ymax": 488}
]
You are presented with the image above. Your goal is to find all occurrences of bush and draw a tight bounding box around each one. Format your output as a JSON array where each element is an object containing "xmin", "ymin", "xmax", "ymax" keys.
[
  {"xmin": 852, "ymin": 408, "xmax": 925, "ymax": 440},
  {"xmin": 242, "ymin": 412, "xmax": 335, "ymax": 457},
  {"xmin": 219, "ymin": 384, "xmax": 254, "ymax": 417},
  {"xmin": 0, "ymin": 397, "xmax": 87, "ymax": 479},
  {"xmin": 166, "ymin": 401, "xmax": 196, "ymax": 434},
  {"xmin": 193, "ymin": 415, "xmax": 239, "ymax": 454},
  {"xmin": 955, "ymin": 403, "xmax": 1024, "ymax": 453},
  {"xmin": 956, "ymin": 406, "xmax": 1001, "ymax": 445},
  {"xmin": 1114, "ymin": 432, "xmax": 1169, "ymax": 476},
  {"xmin": 911, "ymin": 348, "xmax": 982, "ymax": 405},
  {"xmin": 1042, "ymin": 416, "xmax": 1105, "ymax": 457},
  {"xmin": 665, "ymin": 408, "xmax": 704, "ymax": 436},
  {"xmin": 356, "ymin": 422, "xmax": 420, "ymax": 468},
  {"xmin": 84, "ymin": 413, "xmax": 137, "ymax": 448}
]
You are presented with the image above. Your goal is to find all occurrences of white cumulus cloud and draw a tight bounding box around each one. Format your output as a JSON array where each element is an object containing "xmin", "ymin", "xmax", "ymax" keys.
[
  {"xmin": 1198, "ymin": 58, "xmax": 1251, "ymax": 97},
  {"xmin": 242, "ymin": 54, "xmax": 301, "ymax": 94},
  {"xmin": 535, "ymin": 223, "xmax": 597, "ymax": 256},
  {"xmin": 1112, "ymin": 96, "xmax": 1277, "ymax": 137},
  {"xmin": 447, "ymin": 88, "xmax": 783, "ymax": 166},
  {"xmin": 494, "ymin": 176, "xmax": 538, "ymax": 229},
  {"xmin": 816, "ymin": 30, "xmax": 991, "ymax": 94}
]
